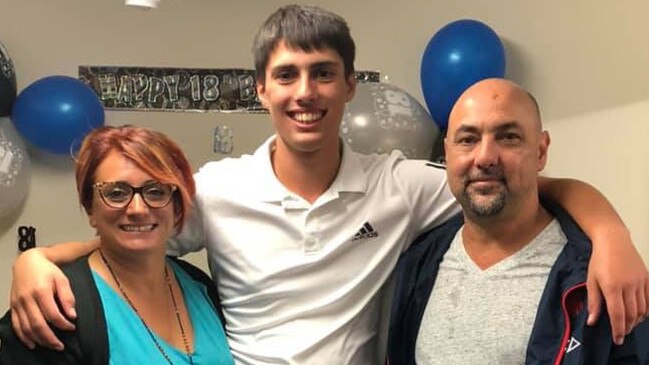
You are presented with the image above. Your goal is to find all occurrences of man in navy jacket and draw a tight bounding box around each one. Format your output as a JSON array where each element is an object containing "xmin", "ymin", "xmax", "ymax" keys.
[{"xmin": 388, "ymin": 78, "xmax": 649, "ymax": 365}]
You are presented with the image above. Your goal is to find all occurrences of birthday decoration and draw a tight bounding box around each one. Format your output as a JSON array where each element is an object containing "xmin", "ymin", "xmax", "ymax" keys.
[
  {"xmin": 0, "ymin": 117, "xmax": 30, "ymax": 218},
  {"xmin": 0, "ymin": 41, "xmax": 17, "ymax": 117},
  {"xmin": 341, "ymin": 83, "xmax": 439, "ymax": 160},
  {"xmin": 420, "ymin": 19, "xmax": 506, "ymax": 129},
  {"xmin": 12, "ymin": 75, "xmax": 105, "ymax": 155},
  {"xmin": 79, "ymin": 66, "xmax": 380, "ymax": 113},
  {"xmin": 17, "ymin": 225, "xmax": 36, "ymax": 251},
  {"xmin": 213, "ymin": 125, "xmax": 234, "ymax": 154}
]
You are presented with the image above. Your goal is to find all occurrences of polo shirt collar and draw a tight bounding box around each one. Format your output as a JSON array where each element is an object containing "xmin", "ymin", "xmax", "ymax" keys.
[{"xmin": 254, "ymin": 135, "xmax": 368, "ymax": 202}]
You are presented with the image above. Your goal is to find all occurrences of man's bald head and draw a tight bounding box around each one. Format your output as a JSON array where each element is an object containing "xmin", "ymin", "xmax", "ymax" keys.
[
  {"xmin": 448, "ymin": 78, "xmax": 542, "ymax": 133},
  {"xmin": 443, "ymin": 77, "xmax": 550, "ymax": 220}
]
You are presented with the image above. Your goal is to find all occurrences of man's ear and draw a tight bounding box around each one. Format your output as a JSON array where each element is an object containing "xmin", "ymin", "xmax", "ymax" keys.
[
  {"xmin": 345, "ymin": 74, "xmax": 357, "ymax": 103},
  {"xmin": 537, "ymin": 130, "xmax": 550, "ymax": 171},
  {"xmin": 443, "ymin": 136, "xmax": 449, "ymax": 160},
  {"xmin": 256, "ymin": 81, "xmax": 268, "ymax": 109}
]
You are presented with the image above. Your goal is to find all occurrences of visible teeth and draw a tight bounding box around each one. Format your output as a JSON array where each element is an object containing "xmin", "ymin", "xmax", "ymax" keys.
[
  {"xmin": 293, "ymin": 112, "xmax": 322, "ymax": 123},
  {"xmin": 121, "ymin": 225, "xmax": 155, "ymax": 232}
]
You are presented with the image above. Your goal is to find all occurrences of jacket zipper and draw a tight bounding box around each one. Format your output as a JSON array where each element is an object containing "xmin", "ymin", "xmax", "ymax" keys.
[{"xmin": 553, "ymin": 282, "xmax": 587, "ymax": 365}]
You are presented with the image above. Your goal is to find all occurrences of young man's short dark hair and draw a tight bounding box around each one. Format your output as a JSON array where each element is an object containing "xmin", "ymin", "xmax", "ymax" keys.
[{"xmin": 252, "ymin": 4, "xmax": 356, "ymax": 84}]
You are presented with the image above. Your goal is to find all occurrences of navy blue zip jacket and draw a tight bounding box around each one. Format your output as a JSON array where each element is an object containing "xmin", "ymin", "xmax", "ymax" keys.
[{"xmin": 388, "ymin": 200, "xmax": 649, "ymax": 365}]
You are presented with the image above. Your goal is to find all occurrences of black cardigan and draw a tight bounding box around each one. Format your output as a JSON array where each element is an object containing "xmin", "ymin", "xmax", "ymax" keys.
[{"xmin": 0, "ymin": 255, "xmax": 225, "ymax": 365}]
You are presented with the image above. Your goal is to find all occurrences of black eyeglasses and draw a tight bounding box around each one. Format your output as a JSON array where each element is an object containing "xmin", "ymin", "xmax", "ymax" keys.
[{"xmin": 92, "ymin": 181, "xmax": 177, "ymax": 209}]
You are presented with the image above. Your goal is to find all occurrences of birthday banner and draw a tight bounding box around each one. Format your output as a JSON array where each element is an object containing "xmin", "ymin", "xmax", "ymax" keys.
[{"xmin": 78, "ymin": 66, "xmax": 380, "ymax": 113}]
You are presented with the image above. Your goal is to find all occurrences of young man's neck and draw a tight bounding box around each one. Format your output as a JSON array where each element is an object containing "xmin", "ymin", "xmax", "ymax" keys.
[
  {"xmin": 461, "ymin": 199, "xmax": 553, "ymax": 270},
  {"xmin": 271, "ymin": 137, "xmax": 342, "ymax": 204}
]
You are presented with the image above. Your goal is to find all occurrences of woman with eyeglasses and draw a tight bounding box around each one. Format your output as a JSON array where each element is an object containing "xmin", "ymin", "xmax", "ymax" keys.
[{"xmin": 0, "ymin": 125, "xmax": 234, "ymax": 365}]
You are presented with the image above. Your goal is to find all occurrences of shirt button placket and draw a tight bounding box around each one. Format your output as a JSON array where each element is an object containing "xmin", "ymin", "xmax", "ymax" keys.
[{"xmin": 303, "ymin": 208, "xmax": 321, "ymax": 254}]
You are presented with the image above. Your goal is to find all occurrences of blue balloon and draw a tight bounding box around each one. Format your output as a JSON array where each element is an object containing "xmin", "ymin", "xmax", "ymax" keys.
[
  {"xmin": 421, "ymin": 19, "xmax": 506, "ymax": 129},
  {"xmin": 12, "ymin": 75, "xmax": 104, "ymax": 155}
]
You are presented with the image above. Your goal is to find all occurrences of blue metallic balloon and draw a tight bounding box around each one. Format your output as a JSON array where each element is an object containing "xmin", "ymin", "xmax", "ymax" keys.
[
  {"xmin": 12, "ymin": 75, "xmax": 104, "ymax": 155},
  {"xmin": 421, "ymin": 19, "xmax": 506, "ymax": 129}
]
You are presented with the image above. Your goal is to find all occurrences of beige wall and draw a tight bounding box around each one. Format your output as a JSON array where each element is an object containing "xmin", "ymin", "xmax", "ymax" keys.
[{"xmin": 0, "ymin": 0, "xmax": 647, "ymax": 313}]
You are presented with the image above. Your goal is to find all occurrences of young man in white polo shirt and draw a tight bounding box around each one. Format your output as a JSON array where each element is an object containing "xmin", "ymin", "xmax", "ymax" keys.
[{"xmin": 8, "ymin": 4, "xmax": 649, "ymax": 365}]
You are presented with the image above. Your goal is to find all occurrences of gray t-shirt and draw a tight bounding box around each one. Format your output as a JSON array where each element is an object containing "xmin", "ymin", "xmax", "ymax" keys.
[{"xmin": 415, "ymin": 219, "xmax": 567, "ymax": 365}]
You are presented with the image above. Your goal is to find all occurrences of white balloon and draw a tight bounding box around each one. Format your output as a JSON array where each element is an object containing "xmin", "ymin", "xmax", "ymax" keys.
[
  {"xmin": 0, "ymin": 116, "xmax": 31, "ymax": 218},
  {"xmin": 341, "ymin": 83, "xmax": 439, "ymax": 159}
]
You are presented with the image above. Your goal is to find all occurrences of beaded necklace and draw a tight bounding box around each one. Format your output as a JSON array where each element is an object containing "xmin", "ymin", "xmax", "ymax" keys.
[{"xmin": 99, "ymin": 250, "xmax": 194, "ymax": 365}]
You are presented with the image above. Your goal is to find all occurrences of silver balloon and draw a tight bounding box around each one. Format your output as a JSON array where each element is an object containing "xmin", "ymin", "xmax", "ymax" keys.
[
  {"xmin": 0, "ymin": 116, "xmax": 31, "ymax": 218},
  {"xmin": 341, "ymin": 82, "xmax": 439, "ymax": 159}
]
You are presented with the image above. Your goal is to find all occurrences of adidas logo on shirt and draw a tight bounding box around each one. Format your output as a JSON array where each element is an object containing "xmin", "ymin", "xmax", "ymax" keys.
[{"xmin": 352, "ymin": 222, "xmax": 379, "ymax": 241}]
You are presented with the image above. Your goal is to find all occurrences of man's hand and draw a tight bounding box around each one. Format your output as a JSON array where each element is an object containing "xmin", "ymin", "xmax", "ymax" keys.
[
  {"xmin": 586, "ymin": 227, "xmax": 649, "ymax": 345},
  {"xmin": 10, "ymin": 248, "xmax": 77, "ymax": 350}
]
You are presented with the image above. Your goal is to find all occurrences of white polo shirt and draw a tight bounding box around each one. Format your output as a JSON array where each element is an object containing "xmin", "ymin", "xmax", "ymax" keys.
[{"xmin": 168, "ymin": 136, "xmax": 459, "ymax": 365}]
